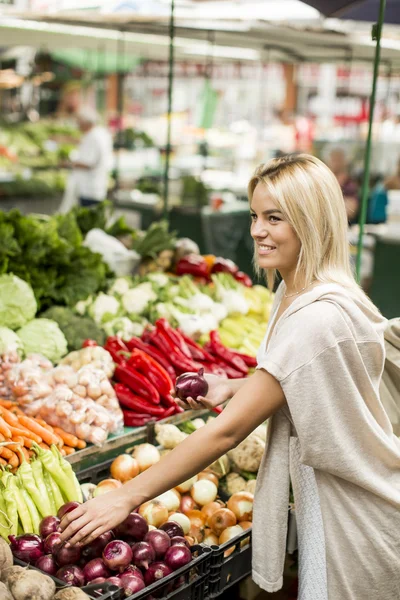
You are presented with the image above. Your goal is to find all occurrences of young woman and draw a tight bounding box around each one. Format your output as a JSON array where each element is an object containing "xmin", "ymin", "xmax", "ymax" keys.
[{"xmin": 60, "ymin": 154, "xmax": 400, "ymax": 600}]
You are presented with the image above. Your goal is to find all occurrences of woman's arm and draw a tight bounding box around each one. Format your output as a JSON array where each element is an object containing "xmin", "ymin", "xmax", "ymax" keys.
[
  {"xmin": 60, "ymin": 369, "xmax": 284, "ymax": 546},
  {"xmin": 177, "ymin": 375, "xmax": 247, "ymax": 411}
]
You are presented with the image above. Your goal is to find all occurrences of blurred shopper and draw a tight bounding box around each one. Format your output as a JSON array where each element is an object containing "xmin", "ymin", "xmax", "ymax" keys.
[
  {"xmin": 326, "ymin": 145, "xmax": 359, "ymax": 224},
  {"xmin": 384, "ymin": 157, "xmax": 400, "ymax": 190},
  {"xmin": 72, "ymin": 107, "xmax": 113, "ymax": 207}
]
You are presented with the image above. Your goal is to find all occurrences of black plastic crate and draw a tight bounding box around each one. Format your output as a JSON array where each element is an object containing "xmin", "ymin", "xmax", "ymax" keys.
[
  {"xmin": 13, "ymin": 558, "xmax": 122, "ymax": 599},
  {"xmin": 77, "ymin": 457, "xmax": 116, "ymax": 484},
  {"xmin": 208, "ymin": 527, "xmax": 252, "ymax": 597}
]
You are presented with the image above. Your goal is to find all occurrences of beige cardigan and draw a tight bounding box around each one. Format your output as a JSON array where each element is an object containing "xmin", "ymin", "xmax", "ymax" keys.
[{"xmin": 252, "ymin": 283, "xmax": 400, "ymax": 599}]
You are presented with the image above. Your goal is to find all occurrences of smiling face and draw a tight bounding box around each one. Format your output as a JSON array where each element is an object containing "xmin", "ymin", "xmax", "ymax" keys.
[{"xmin": 250, "ymin": 182, "xmax": 301, "ymax": 276}]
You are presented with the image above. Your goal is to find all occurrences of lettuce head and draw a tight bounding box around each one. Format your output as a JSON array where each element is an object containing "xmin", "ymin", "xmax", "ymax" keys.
[
  {"xmin": 0, "ymin": 274, "xmax": 37, "ymax": 330},
  {"xmin": 17, "ymin": 318, "xmax": 68, "ymax": 363}
]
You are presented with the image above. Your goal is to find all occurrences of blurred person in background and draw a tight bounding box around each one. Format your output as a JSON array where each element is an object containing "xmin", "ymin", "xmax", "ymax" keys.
[
  {"xmin": 325, "ymin": 145, "xmax": 359, "ymax": 224},
  {"xmin": 70, "ymin": 107, "xmax": 113, "ymax": 207},
  {"xmin": 384, "ymin": 157, "xmax": 400, "ymax": 190}
]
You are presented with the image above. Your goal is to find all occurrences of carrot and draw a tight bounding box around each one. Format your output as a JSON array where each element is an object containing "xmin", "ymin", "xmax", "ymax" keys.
[
  {"xmin": 0, "ymin": 433, "xmax": 5, "ymax": 443},
  {"xmin": 22, "ymin": 436, "xmax": 33, "ymax": 449},
  {"xmin": 0, "ymin": 408, "xmax": 20, "ymax": 427},
  {"xmin": 28, "ymin": 450, "xmax": 34, "ymax": 459},
  {"xmin": 11, "ymin": 436, "xmax": 24, "ymax": 446},
  {"xmin": 18, "ymin": 416, "xmax": 61, "ymax": 447},
  {"xmin": 36, "ymin": 419, "xmax": 55, "ymax": 432},
  {"xmin": 21, "ymin": 447, "xmax": 30, "ymax": 462},
  {"xmin": 0, "ymin": 400, "xmax": 15, "ymax": 409},
  {"xmin": 0, "ymin": 418, "xmax": 11, "ymax": 439},
  {"xmin": 76, "ymin": 439, "xmax": 87, "ymax": 450},
  {"xmin": 53, "ymin": 428, "xmax": 79, "ymax": 448},
  {"xmin": 0, "ymin": 447, "xmax": 19, "ymax": 468},
  {"xmin": 8, "ymin": 426, "xmax": 41, "ymax": 444},
  {"xmin": 0, "ymin": 457, "xmax": 7, "ymax": 466},
  {"xmin": 39, "ymin": 442, "xmax": 50, "ymax": 450},
  {"xmin": 62, "ymin": 446, "xmax": 76, "ymax": 455}
]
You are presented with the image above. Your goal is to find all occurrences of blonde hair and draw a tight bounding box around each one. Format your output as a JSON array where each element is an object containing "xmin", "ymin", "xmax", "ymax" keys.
[{"xmin": 248, "ymin": 153, "xmax": 379, "ymax": 313}]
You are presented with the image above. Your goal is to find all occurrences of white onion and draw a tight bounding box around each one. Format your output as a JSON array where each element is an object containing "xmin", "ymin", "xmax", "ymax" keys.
[
  {"xmin": 138, "ymin": 500, "xmax": 168, "ymax": 527},
  {"xmin": 190, "ymin": 480, "xmax": 218, "ymax": 506},
  {"xmin": 176, "ymin": 476, "xmax": 198, "ymax": 494},
  {"xmin": 133, "ymin": 444, "xmax": 161, "ymax": 472},
  {"xmin": 156, "ymin": 490, "xmax": 181, "ymax": 513},
  {"xmin": 219, "ymin": 525, "xmax": 243, "ymax": 557},
  {"xmin": 168, "ymin": 513, "xmax": 191, "ymax": 535},
  {"xmin": 227, "ymin": 492, "xmax": 254, "ymax": 522}
]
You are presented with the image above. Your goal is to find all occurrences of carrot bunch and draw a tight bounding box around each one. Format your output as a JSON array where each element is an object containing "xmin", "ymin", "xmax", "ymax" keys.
[{"xmin": 0, "ymin": 399, "xmax": 86, "ymax": 468}]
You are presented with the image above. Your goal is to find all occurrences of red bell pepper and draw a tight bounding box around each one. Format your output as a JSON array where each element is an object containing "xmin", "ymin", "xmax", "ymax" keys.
[
  {"xmin": 128, "ymin": 349, "xmax": 174, "ymax": 398},
  {"xmin": 104, "ymin": 337, "xmax": 130, "ymax": 364},
  {"xmin": 82, "ymin": 339, "xmax": 98, "ymax": 348},
  {"xmin": 208, "ymin": 331, "xmax": 248, "ymax": 375},
  {"xmin": 114, "ymin": 364, "xmax": 160, "ymax": 404},
  {"xmin": 148, "ymin": 328, "xmax": 203, "ymax": 374},
  {"xmin": 155, "ymin": 319, "xmax": 192, "ymax": 360},
  {"xmin": 123, "ymin": 410, "xmax": 155, "ymax": 427},
  {"xmin": 234, "ymin": 271, "xmax": 253, "ymax": 287},
  {"xmin": 176, "ymin": 329, "xmax": 215, "ymax": 362},
  {"xmin": 175, "ymin": 254, "xmax": 209, "ymax": 279},
  {"xmin": 115, "ymin": 383, "xmax": 165, "ymax": 416},
  {"xmin": 159, "ymin": 405, "xmax": 177, "ymax": 419},
  {"xmin": 228, "ymin": 349, "xmax": 257, "ymax": 368},
  {"xmin": 126, "ymin": 337, "xmax": 176, "ymax": 379},
  {"xmin": 211, "ymin": 257, "xmax": 238, "ymax": 276}
]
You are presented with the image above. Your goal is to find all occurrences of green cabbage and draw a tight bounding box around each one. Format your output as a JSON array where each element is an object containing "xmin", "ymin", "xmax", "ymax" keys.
[
  {"xmin": 17, "ymin": 318, "xmax": 68, "ymax": 362},
  {"xmin": 0, "ymin": 327, "xmax": 23, "ymax": 357},
  {"xmin": 0, "ymin": 274, "xmax": 37, "ymax": 329}
]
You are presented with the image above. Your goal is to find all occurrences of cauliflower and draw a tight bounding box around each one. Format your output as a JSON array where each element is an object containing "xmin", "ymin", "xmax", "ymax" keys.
[
  {"xmin": 191, "ymin": 418, "xmax": 206, "ymax": 430},
  {"xmin": 103, "ymin": 317, "xmax": 145, "ymax": 340},
  {"xmin": 245, "ymin": 479, "xmax": 257, "ymax": 494},
  {"xmin": 89, "ymin": 293, "xmax": 120, "ymax": 325},
  {"xmin": 75, "ymin": 295, "xmax": 93, "ymax": 316},
  {"xmin": 122, "ymin": 283, "xmax": 157, "ymax": 316},
  {"xmin": 190, "ymin": 293, "xmax": 215, "ymax": 313},
  {"xmin": 155, "ymin": 424, "xmax": 188, "ymax": 449},
  {"xmin": 207, "ymin": 454, "xmax": 231, "ymax": 477},
  {"xmin": 147, "ymin": 273, "xmax": 170, "ymax": 288},
  {"xmin": 225, "ymin": 472, "xmax": 247, "ymax": 495},
  {"xmin": 220, "ymin": 290, "xmax": 249, "ymax": 315},
  {"xmin": 228, "ymin": 433, "xmax": 265, "ymax": 473},
  {"xmin": 109, "ymin": 277, "xmax": 132, "ymax": 296}
]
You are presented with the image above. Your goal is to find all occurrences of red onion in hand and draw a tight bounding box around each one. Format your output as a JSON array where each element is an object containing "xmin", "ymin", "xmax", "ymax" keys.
[
  {"xmin": 165, "ymin": 545, "xmax": 192, "ymax": 571},
  {"xmin": 9, "ymin": 534, "xmax": 44, "ymax": 564},
  {"xmin": 35, "ymin": 554, "xmax": 57, "ymax": 576},
  {"xmin": 144, "ymin": 562, "xmax": 173, "ymax": 586},
  {"xmin": 144, "ymin": 530, "xmax": 171, "ymax": 559},
  {"xmin": 103, "ymin": 540, "xmax": 133, "ymax": 572},
  {"xmin": 131, "ymin": 541, "xmax": 155, "ymax": 570},
  {"xmin": 56, "ymin": 565, "xmax": 86, "ymax": 587},
  {"xmin": 83, "ymin": 558, "xmax": 111, "ymax": 582},
  {"xmin": 175, "ymin": 368, "xmax": 208, "ymax": 401},
  {"xmin": 39, "ymin": 516, "xmax": 60, "ymax": 539}
]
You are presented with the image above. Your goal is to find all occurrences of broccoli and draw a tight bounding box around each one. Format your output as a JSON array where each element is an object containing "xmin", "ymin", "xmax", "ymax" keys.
[{"xmin": 41, "ymin": 306, "xmax": 105, "ymax": 351}]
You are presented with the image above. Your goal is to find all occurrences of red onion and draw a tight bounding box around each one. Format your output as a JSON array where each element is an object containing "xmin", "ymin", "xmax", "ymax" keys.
[
  {"xmin": 106, "ymin": 576, "xmax": 123, "ymax": 588},
  {"xmin": 81, "ymin": 530, "xmax": 114, "ymax": 561},
  {"xmin": 102, "ymin": 540, "xmax": 133, "ymax": 572},
  {"xmin": 120, "ymin": 573, "xmax": 145, "ymax": 595},
  {"xmin": 57, "ymin": 501, "xmax": 81, "ymax": 520},
  {"xmin": 165, "ymin": 545, "xmax": 192, "ymax": 571},
  {"xmin": 55, "ymin": 543, "xmax": 81, "ymax": 567},
  {"xmin": 144, "ymin": 530, "xmax": 171, "ymax": 559},
  {"xmin": 43, "ymin": 532, "xmax": 62, "ymax": 555},
  {"xmin": 56, "ymin": 565, "xmax": 86, "ymax": 587},
  {"xmin": 83, "ymin": 558, "xmax": 111, "ymax": 582},
  {"xmin": 170, "ymin": 536, "xmax": 190, "ymax": 549},
  {"xmin": 9, "ymin": 534, "xmax": 44, "ymax": 564},
  {"xmin": 131, "ymin": 541, "xmax": 155, "ymax": 570},
  {"xmin": 39, "ymin": 516, "xmax": 60, "ymax": 539},
  {"xmin": 160, "ymin": 521, "xmax": 185, "ymax": 539},
  {"xmin": 90, "ymin": 577, "xmax": 106, "ymax": 584},
  {"xmin": 144, "ymin": 562, "xmax": 172, "ymax": 586},
  {"xmin": 175, "ymin": 368, "xmax": 208, "ymax": 401},
  {"xmin": 36, "ymin": 554, "xmax": 57, "ymax": 576},
  {"xmin": 119, "ymin": 565, "xmax": 144, "ymax": 580},
  {"xmin": 115, "ymin": 512, "xmax": 148, "ymax": 541}
]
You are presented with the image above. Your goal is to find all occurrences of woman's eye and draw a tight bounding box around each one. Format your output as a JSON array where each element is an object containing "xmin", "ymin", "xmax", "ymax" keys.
[
  {"xmin": 250, "ymin": 213, "xmax": 257, "ymax": 221},
  {"xmin": 269, "ymin": 215, "xmax": 280, "ymax": 223}
]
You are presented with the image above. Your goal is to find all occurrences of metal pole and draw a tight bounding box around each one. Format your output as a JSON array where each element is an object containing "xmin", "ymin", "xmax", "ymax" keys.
[
  {"xmin": 355, "ymin": 0, "xmax": 386, "ymax": 282},
  {"xmin": 163, "ymin": 0, "xmax": 175, "ymax": 221},
  {"xmin": 115, "ymin": 30, "xmax": 125, "ymax": 191}
]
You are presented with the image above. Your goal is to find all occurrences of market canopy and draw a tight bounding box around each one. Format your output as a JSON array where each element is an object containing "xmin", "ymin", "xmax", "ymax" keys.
[{"xmin": 299, "ymin": 0, "xmax": 400, "ymax": 23}]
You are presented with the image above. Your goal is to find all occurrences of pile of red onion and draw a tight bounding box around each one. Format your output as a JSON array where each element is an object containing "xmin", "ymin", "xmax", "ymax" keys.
[{"xmin": 9, "ymin": 502, "xmax": 193, "ymax": 597}]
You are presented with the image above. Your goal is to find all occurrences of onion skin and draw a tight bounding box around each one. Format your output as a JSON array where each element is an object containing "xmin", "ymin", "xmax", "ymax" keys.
[
  {"xmin": 201, "ymin": 502, "xmax": 224, "ymax": 527},
  {"xmin": 131, "ymin": 541, "xmax": 156, "ymax": 570},
  {"xmin": 209, "ymin": 508, "xmax": 237, "ymax": 537},
  {"xmin": 164, "ymin": 545, "xmax": 192, "ymax": 571},
  {"xmin": 198, "ymin": 471, "xmax": 219, "ymax": 487},
  {"xmin": 9, "ymin": 534, "xmax": 44, "ymax": 565},
  {"xmin": 170, "ymin": 536, "xmax": 190, "ymax": 549},
  {"xmin": 175, "ymin": 476, "xmax": 198, "ymax": 494},
  {"xmin": 190, "ymin": 480, "xmax": 218, "ymax": 507},
  {"xmin": 36, "ymin": 554, "xmax": 57, "ymax": 576},
  {"xmin": 102, "ymin": 540, "xmax": 133, "ymax": 572},
  {"xmin": 55, "ymin": 543, "xmax": 81, "ymax": 567},
  {"xmin": 144, "ymin": 530, "xmax": 171, "ymax": 559},
  {"xmin": 239, "ymin": 521, "xmax": 252, "ymax": 548},
  {"xmin": 139, "ymin": 500, "xmax": 168, "ymax": 528},
  {"xmin": 144, "ymin": 561, "xmax": 173, "ymax": 586},
  {"xmin": 115, "ymin": 512, "xmax": 148, "ymax": 541},
  {"xmin": 168, "ymin": 513, "xmax": 191, "ymax": 535},
  {"xmin": 43, "ymin": 532, "xmax": 62, "ymax": 555},
  {"xmin": 83, "ymin": 558, "xmax": 111, "ymax": 582},
  {"xmin": 119, "ymin": 564, "xmax": 144, "ymax": 580},
  {"xmin": 39, "ymin": 516, "xmax": 60, "ymax": 539},
  {"xmin": 179, "ymin": 494, "xmax": 198, "ymax": 514},
  {"xmin": 57, "ymin": 502, "xmax": 81, "ymax": 520},
  {"xmin": 156, "ymin": 490, "xmax": 181, "ymax": 513},
  {"xmin": 219, "ymin": 525, "xmax": 244, "ymax": 557},
  {"xmin": 159, "ymin": 521, "xmax": 184, "ymax": 540},
  {"xmin": 81, "ymin": 530, "xmax": 114, "ymax": 561},
  {"xmin": 94, "ymin": 479, "xmax": 122, "ymax": 497},
  {"xmin": 110, "ymin": 454, "xmax": 140, "ymax": 482},
  {"xmin": 175, "ymin": 369, "xmax": 209, "ymax": 401},
  {"xmin": 120, "ymin": 573, "xmax": 146, "ymax": 594},
  {"xmin": 227, "ymin": 492, "xmax": 254, "ymax": 522},
  {"xmin": 56, "ymin": 565, "xmax": 86, "ymax": 587},
  {"xmin": 107, "ymin": 576, "xmax": 124, "ymax": 588},
  {"xmin": 203, "ymin": 529, "xmax": 219, "ymax": 546}
]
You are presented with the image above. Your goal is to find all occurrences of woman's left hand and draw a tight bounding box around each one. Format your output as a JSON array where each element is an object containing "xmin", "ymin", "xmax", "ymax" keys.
[{"xmin": 59, "ymin": 487, "xmax": 133, "ymax": 547}]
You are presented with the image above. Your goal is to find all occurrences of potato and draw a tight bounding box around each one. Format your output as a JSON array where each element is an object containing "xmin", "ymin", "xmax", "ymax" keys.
[
  {"xmin": 1, "ymin": 565, "xmax": 24, "ymax": 585},
  {"xmin": 0, "ymin": 581, "xmax": 13, "ymax": 600},
  {"xmin": 54, "ymin": 587, "xmax": 91, "ymax": 600},
  {"xmin": 0, "ymin": 537, "xmax": 13, "ymax": 574},
  {"xmin": 9, "ymin": 569, "xmax": 55, "ymax": 600}
]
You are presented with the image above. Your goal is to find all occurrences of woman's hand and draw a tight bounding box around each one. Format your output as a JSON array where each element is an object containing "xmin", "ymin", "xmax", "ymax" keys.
[
  {"xmin": 59, "ymin": 487, "xmax": 133, "ymax": 546},
  {"xmin": 176, "ymin": 373, "xmax": 233, "ymax": 411}
]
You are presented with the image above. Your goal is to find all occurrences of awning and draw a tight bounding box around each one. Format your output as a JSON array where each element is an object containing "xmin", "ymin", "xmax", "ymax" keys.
[{"xmin": 51, "ymin": 48, "xmax": 140, "ymax": 74}]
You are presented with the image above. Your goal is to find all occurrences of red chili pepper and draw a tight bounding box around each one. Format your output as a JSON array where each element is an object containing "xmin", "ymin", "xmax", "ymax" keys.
[
  {"xmin": 227, "ymin": 349, "xmax": 257, "ymax": 368},
  {"xmin": 114, "ymin": 364, "xmax": 160, "ymax": 405},
  {"xmin": 208, "ymin": 331, "xmax": 248, "ymax": 375},
  {"xmin": 82, "ymin": 339, "xmax": 98, "ymax": 348},
  {"xmin": 158, "ymin": 405, "xmax": 177, "ymax": 419},
  {"xmin": 123, "ymin": 410, "xmax": 155, "ymax": 427},
  {"xmin": 211, "ymin": 257, "xmax": 239, "ymax": 276},
  {"xmin": 128, "ymin": 349, "xmax": 173, "ymax": 397},
  {"xmin": 115, "ymin": 384, "xmax": 166, "ymax": 416},
  {"xmin": 126, "ymin": 337, "xmax": 176, "ymax": 379},
  {"xmin": 105, "ymin": 337, "xmax": 129, "ymax": 352},
  {"xmin": 234, "ymin": 271, "xmax": 253, "ymax": 287},
  {"xmin": 202, "ymin": 362, "xmax": 229, "ymax": 378},
  {"xmin": 148, "ymin": 329, "xmax": 202, "ymax": 374},
  {"xmin": 175, "ymin": 254, "xmax": 210, "ymax": 279},
  {"xmin": 155, "ymin": 319, "xmax": 192, "ymax": 360},
  {"xmin": 176, "ymin": 329, "xmax": 215, "ymax": 362}
]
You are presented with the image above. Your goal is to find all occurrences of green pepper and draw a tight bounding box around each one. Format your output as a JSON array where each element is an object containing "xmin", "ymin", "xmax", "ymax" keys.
[
  {"xmin": 18, "ymin": 455, "xmax": 51, "ymax": 519},
  {"xmin": 51, "ymin": 445, "xmax": 83, "ymax": 503},
  {"xmin": 33, "ymin": 443, "xmax": 77, "ymax": 503},
  {"xmin": 4, "ymin": 478, "xmax": 18, "ymax": 536},
  {"xmin": 31, "ymin": 459, "xmax": 53, "ymax": 517},
  {"xmin": 9, "ymin": 477, "xmax": 32, "ymax": 535},
  {"xmin": 48, "ymin": 475, "xmax": 64, "ymax": 512},
  {"xmin": 21, "ymin": 489, "xmax": 41, "ymax": 535},
  {"xmin": 0, "ymin": 484, "xmax": 12, "ymax": 541},
  {"xmin": 42, "ymin": 470, "xmax": 56, "ymax": 514}
]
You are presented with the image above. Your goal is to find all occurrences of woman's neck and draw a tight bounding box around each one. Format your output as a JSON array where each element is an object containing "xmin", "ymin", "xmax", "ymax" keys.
[{"xmin": 280, "ymin": 270, "xmax": 315, "ymax": 297}]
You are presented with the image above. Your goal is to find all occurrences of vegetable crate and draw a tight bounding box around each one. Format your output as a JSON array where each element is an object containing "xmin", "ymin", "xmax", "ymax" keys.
[
  {"xmin": 14, "ymin": 558, "xmax": 122, "ymax": 599},
  {"xmin": 208, "ymin": 528, "xmax": 252, "ymax": 597}
]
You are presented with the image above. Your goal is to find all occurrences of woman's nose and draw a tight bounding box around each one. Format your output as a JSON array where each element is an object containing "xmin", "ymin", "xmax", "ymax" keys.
[{"xmin": 251, "ymin": 220, "xmax": 268, "ymax": 239}]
